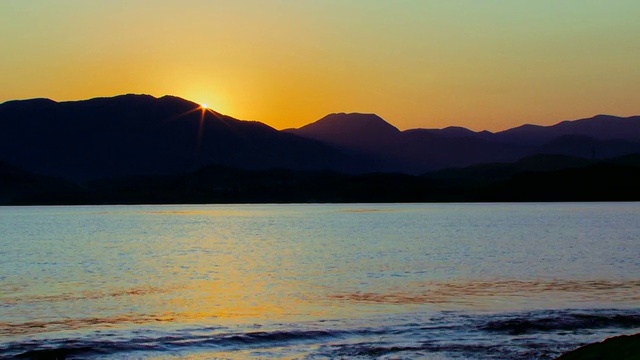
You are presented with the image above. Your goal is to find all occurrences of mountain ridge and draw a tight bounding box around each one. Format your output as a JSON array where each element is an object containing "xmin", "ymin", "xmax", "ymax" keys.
[
  {"xmin": 288, "ymin": 112, "xmax": 401, "ymax": 149},
  {"xmin": 0, "ymin": 94, "xmax": 358, "ymax": 181},
  {"xmin": 287, "ymin": 111, "xmax": 640, "ymax": 173},
  {"xmin": 2, "ymin": 94, "xmax": 640, "ymax": 181}
]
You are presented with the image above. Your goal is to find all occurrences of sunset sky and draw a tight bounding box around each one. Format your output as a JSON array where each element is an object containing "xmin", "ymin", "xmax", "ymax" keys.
[{"xmin": 1, "ymin": 1, "xmax": 639, "ymax": 131}]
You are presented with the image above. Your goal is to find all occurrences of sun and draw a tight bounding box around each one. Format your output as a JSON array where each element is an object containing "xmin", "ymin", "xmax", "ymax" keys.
[{"xmin": 200, "ymin": 103, "xmax": 208, "ymax": 109}]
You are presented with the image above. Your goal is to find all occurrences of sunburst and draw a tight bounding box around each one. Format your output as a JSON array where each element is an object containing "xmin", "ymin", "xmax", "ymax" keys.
[{"xmin": 163, "ymin": 101, "xmax": 229, "ymax": 152}]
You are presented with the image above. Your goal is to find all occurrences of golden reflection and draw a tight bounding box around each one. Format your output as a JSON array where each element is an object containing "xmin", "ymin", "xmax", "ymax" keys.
[
  {"xmin": 7, "ymin": 278, "xmax": 637, "ymax": 337},
  {"xmin": 0, "ymin": 277, "xmax": 302, "ymax": 337},
  {"xmin": 0, "ymin": 305, "xmax": 296, "ymax": 337},
  {"xmin": 0, "ymin": 242, "xmax": 313, "ymax": 337}
]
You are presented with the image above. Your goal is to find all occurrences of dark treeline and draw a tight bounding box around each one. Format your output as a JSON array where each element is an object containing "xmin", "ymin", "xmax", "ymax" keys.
[{"xmin": 2, "ymin": 154, "xmax": 640, "ymax": 205}]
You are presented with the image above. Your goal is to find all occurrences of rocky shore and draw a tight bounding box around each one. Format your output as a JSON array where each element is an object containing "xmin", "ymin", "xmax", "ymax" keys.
[{"xmin": 557, "ymin": 333, "xmax": 640, "ymax": 359}]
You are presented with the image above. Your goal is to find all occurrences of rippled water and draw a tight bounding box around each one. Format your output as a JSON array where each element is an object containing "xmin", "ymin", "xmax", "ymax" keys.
[{"xmin": 1, "ymin": 203, "xmax": 639, "ymax": 359}]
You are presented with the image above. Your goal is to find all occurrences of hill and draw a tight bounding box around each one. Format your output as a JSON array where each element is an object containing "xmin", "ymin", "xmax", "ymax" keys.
[
  {"xmin": 3, "ymin": 95, "xmax": 640, "ymax": 180},
  {"xmin": 0, "ymin": 95, "xmax": 355, "ymax": 181},
  {"xmin": 494, "ymin": 114, "xmax": 640, "ymax": 146},
  {"xmin": 288, "ymin": 113, "xmax": 640, "ymax": 173}
]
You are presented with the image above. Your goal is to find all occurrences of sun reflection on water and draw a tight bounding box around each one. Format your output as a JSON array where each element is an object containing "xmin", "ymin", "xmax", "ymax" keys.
[{"xmin": 2, "ymin": 203, "xmax": 639, "ymax": 346}]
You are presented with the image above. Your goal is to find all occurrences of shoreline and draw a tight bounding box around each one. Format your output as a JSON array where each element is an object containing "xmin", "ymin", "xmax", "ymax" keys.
[{"xmin": 557, "ymin": 333, "xmax": 640, "ymax": 359}]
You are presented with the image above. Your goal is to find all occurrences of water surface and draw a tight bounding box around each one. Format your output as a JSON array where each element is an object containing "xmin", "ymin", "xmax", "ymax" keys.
[{"xmin": 1, "ymin": 203, "xmax": 639, "ymax": 359}]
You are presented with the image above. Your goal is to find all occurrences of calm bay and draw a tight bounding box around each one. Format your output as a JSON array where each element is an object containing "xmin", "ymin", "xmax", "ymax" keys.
[{"xmin": 1, "ymin": 203, "xmax": 639, "ymax": 359}]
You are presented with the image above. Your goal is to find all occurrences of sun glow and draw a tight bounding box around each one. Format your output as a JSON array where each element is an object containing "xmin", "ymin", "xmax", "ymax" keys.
[{"xmin": 200, "ymin": 103, "xmax": 208, "ymax": 109}]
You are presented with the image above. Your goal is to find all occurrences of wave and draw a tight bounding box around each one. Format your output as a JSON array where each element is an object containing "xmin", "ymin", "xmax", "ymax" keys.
[
  {"xmin": 481, "ymin": 309, "xmax": 640, "ymax": 335},
  {"xmin": 1, "ymin": 308, "xmax": 639, "ymax": 359},
  {"xmin": 0, "ymin": 328, "xmax": 344, "ymax": 359}
]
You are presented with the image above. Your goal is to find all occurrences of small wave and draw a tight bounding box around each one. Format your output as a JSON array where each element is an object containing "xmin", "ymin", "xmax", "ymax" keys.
[
  {"xmin": 0, "ymin": 328, "xmax": 344, "ymax": 359},
  {"xmin": 316, "ymin": 336, "xmax": 568, "ymax": 360},
  {"xmin": 213, "ymin": 329, "xmax": 338, "ymax": 346},
  {"xmin": 2, "ymin": 308, "xmax": 639, "ymax": 359},
  {"xmin": 12, "ymin": 346, "xmax": 102, "ymax": 359},
  {"xmin": 325, "ymin": 343, "xmax": 435, "ymax": 358},
  {"xmin": 481, "ymin": 309, "xmax": 640, "ymax": 335}
]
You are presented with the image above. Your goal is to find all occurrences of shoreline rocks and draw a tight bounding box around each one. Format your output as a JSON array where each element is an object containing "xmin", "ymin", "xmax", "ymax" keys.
[{"xmin": 556, "ymin": 333, "xmax": 640, "ymax": 360}]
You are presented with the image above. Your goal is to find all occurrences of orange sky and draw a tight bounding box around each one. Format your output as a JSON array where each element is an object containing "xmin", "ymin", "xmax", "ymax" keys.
[{"xmin": 1, "ymin": 1, "xmax": 639, "ymax": 131}]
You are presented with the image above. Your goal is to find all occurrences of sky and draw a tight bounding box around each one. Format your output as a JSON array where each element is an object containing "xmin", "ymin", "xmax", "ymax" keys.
[{"xmin": 1, "ymin": 0, "xmax": 639, "ymax": 131}]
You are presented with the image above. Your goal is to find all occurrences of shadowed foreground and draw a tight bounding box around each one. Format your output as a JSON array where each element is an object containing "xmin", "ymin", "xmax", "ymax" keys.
[
  {"xmin": 3, "ymin": 153, "xmax": 640, "ymax": 205},
  {"xmin": 557, "ymin": 333, "xmax": 640, "ymax": 360}
]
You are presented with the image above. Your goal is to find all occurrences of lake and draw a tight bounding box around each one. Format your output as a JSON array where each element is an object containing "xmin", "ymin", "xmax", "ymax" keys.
[{"xmin": 1, "ymin": 203, "xmax": 639, "ymax": 359}]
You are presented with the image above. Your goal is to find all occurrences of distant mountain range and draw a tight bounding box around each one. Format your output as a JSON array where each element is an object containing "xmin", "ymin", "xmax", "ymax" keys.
[
  {"xmin": 287, "ymin": 112, "xmax": 640, "ymax": 173},
  {"xmin": 1, "ymin": 94, "xmax": 640, "ymax": 204}
]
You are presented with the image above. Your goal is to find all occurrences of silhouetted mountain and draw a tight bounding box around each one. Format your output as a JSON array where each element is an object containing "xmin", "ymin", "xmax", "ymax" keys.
[
  {"xmin": 536, "ymin": 135, "xmax": 640, "ymax": 159},
  {"xmin": 0, "ymin": 95, "xmax": 354, "ymax": 181},
  {"xmin": 3, "ymin": 94, "xmax": 640, "ymax": 188},
  {"xmin": 424, "ymin": 154, "xmax": 594, "ymax": 183},
  {"xmin": 287, "ymin": 113, "xmax": 527, "ymax": 173},
  {"xmin": 290, "ymin": 112, "xmax": 401, "ymax": 149},
  {"xmin": 395, "ymin": 129, "xmax": 526, "ymax": 171},
  {"xmin": 285, "ymin": 113, "xmax": 407, "ymax": 172},
  {"xmin": 288, "ymin": 113, "xmax": 640, "ymax": 173},
  {"xmin": 419, "ymin": 126, "xmax": 494, "ymax": 140},
  {"xmin": 494, "ymin": 114, "xmax": 640, "ymax": 146}
]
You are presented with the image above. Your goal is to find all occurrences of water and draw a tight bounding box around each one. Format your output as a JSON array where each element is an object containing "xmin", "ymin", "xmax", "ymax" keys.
[{"xmin": 0, "ymin": 203, "xmax": 638, "ymax": 359}]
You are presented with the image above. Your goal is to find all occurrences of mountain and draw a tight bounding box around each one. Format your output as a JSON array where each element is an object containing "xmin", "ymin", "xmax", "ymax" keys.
[
  {"xmin": 418, "ymin": 126, "xmax": 494, "ymax": 140},
  {"xmin": 393, "ymin": 129, "xmax": 526, "ymax": 171},
  {"xmin": 493, "ymin": 114, "xmax": 640, "ymax": 146},
  {"xmin": 2, "ymin": 94, "xmax": 640, "ymax": 184},
  {"xmin": 424, "ymin": 154, "xmax": 594, "ymax": 183},
  {"xmin": 290, "ymin": 112, "xmax": 402, "ymax": 150},
  {"xmin": 287, "ymin": 113, "xmax": 640, "ymax": 173},
  {"xmin": 287, "ymin": 113, "xmax": 527, "ymax": 173},
  {"xmin": 0, "ymin": 95, "xmax": 355, "ymax": 181},
  {"xmin": 536, "ymin": 135, "xmax": 640, "ymax": 159},
  {"xmin": 286, "ymin": 113, "xmax": 408, "ymax": 172}
]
